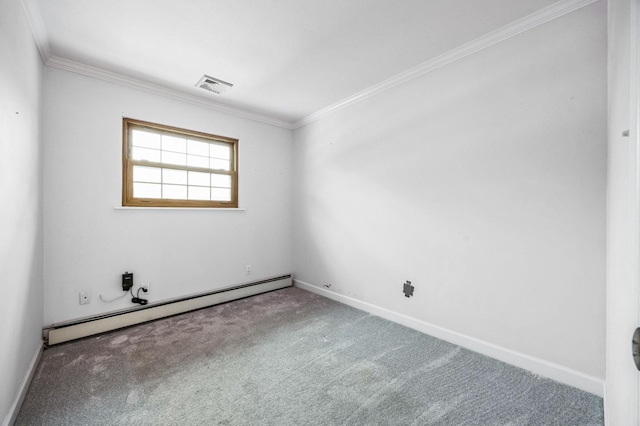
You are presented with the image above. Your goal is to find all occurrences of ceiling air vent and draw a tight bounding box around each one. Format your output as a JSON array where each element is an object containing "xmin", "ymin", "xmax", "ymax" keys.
[{"xmin": 195, "ymin": 75, "xmax": 233, "ymax": 95}]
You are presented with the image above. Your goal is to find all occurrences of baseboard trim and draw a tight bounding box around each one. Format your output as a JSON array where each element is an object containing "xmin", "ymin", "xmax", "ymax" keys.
[
  {"xmin": 3, "ymin": 342, "xmax": 43, "ymax": 426},
  {"xmin": 46, "ymin": 275, "xmax": 292, "ymax": 345},
  {"xmin": 294, "ymin": 279, "xmax": 604, "ymax": 397},
  {"xmin": 602, "ymin": 383, "xmax": 609, "ymax": 425}
]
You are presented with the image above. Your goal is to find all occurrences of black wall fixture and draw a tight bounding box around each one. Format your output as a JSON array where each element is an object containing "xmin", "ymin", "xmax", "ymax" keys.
[{"xmin": 403, "ymin": 281, "xmax": 414, "ymax": 298}]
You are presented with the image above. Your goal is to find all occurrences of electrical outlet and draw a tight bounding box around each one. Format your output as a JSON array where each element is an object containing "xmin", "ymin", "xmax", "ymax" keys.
[
  {"xmin": 141, "ymin": 283, "xmax": 150, "ymax": 293},
  {"xmin": 79, "ymin": 291, "xmax": 91, "ymax": 305},
  {"xmin": 246, "ymin": 264, "xmax": 252, "ymax": 275}
]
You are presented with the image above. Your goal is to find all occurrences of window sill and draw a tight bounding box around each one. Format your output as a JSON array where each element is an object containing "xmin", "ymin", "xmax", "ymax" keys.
[{"xmin": 114, "ymin": 206, "xmax": 246, "ymax": 211}]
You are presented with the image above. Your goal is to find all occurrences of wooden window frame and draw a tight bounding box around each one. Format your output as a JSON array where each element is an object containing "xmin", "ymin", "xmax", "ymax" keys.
[{"xmin": 122, "ymin": 118, "xmax": 239, "ymax": 208}]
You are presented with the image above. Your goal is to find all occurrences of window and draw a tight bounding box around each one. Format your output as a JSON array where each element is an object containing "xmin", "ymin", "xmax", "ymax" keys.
[{"xmin": 122, "ymin": 118, "xmax": 238, "ymax": 208}]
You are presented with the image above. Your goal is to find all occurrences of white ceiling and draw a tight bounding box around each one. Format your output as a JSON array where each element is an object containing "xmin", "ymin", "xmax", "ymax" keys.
[{"xmin": 30, "ymin": 0, "xmax": 563, "ymax": 125}]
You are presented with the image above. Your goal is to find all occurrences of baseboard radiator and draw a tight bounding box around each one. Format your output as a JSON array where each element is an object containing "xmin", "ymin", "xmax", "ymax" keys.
[{"xmin": 45, "ymin": 275, "xmax": 292, "ymax": 346}]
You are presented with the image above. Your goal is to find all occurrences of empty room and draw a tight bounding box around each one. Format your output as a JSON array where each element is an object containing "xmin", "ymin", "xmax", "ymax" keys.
[{"xmin": 2, "ymin": 0, "xmax": 639, "ymax": 424}]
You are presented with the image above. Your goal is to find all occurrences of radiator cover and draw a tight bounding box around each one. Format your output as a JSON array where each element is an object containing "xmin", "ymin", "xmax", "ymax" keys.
[{"xmin": 45, "ymin": 275, "xmax": 292, "ymax": 345}]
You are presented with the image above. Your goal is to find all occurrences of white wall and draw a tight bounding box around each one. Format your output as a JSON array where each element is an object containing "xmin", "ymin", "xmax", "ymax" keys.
[
  {"xmin": 293, "ymin": 2, "xmax": 607, "ymax": 381},
  {"xmin": 0, "ymin": 0, "xmax": 44, "ymax": 422},
  {"xmin": 606, "ymin": 0, "xmax": 640, "ymax": 423},
  {"xmin": 43, "ymin": 68, "xmax": 293, "ymax": 325}
]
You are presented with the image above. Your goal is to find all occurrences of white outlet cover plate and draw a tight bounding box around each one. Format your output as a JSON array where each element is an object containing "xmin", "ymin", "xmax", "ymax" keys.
[{"xmin": 79, "ymin": 291, "xmax": 91, "ymax": 305}]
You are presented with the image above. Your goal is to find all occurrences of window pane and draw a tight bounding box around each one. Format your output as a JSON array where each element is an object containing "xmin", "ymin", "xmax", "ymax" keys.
[
  {"xmin": 133, "ymin": 166, "xmax": 161, "ymax": 183},
  {"xmin": 187, "ymin": 140, "xmax": 209, "ymax": 156},
  {"xmin": 188, "ymin": 186, "xmax": 210, "ymax": 200},
  {"xmin": 132, "ymin": 147, "xmax": 161, "ymax": 162},
  {"xmin": 131, "ymin": 129, "xmax": 160, "ymax": 149},
  {"xmin": 134, "ymin": 182, "xmax": 161, "ymax": 198},
  {"xmin": 211, "ymin": 158, "xmax": 230, "ymax": 171},
  {"xmin": 162, "ymin": 135, "xmax": 186, "ymax": 153},
  {"xmin": 187, "ymin": 154, "xmax": 209, "ymax": 168},
  {"xmin": 211, "ymin": 187, "xmax": 231, "ymax": 202},
  {"xmin": 211, "ymin": 174, "xmax": 231, "ymax": 188},
  {"xmin": 162, "ymin": 151, "xmax": 186, "ymax": 166},
  {"xmin": 163, "ymin": 168, "xmax": 187, "ymax": 185},
  {"xmin": 162, "ymin": 184, "xmax": 187, "ymax": 199},
  {"xmin": 210, "ymin": 143, "xmax": 230, "ymax": 160},
  {"xmin": 124, "ymin": 119, "xmax": 238, "ymax": 208},
  {"xmin": 188, "ymin": 171, "xmax": 210, "ymax": 187}
]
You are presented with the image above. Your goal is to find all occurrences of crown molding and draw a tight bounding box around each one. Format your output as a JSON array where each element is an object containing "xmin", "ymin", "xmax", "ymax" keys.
[
  {"xmin": 293, "ymin": 0, "xmax": 601, "ymax": 129},
  {"xmin": 20, "ymin": 0, "xmax": 293, "ymax": 129},
  {"xmin": 45, "ymin": 56, "xmax": 294, "ymax": 129},
  {"xmin": 20, "ymin": 0, "xmax": 51, "ymax": 62},
  {"xmin": 21, "ymin": 0, "xmax": 599, "ymax": 132}
]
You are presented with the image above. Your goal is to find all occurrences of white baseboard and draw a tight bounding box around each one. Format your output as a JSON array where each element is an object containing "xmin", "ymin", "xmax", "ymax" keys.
[
  {"xmin": 2, "ymin": 342, "xmax": 43, "ymax": 426},
  {"xmin": 603, "ymin": 383, "xmax": 609, "ymax": 425},
  {"xmin": 294, "ymin": 279, "xmax": 604, "ymax": 397}
]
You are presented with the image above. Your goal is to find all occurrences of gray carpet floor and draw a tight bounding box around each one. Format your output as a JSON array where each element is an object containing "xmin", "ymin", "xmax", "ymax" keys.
[{"xmin": 17, "ymin": 286, "xmax": 603, "ymax": 425}]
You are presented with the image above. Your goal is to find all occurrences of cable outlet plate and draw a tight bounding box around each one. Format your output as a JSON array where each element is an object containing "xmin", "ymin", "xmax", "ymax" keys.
[{"xmin": 79, "ymin": 291, "xmax": 91, "ymax": 305}]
